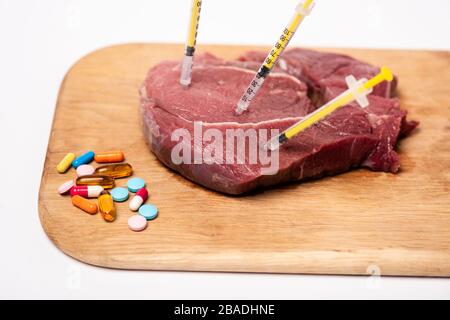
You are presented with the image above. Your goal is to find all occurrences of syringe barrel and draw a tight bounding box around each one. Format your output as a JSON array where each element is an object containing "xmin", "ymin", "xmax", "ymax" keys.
[
  {"xmin": 186, "ymin": 0, "xmax": 202, "ymax": 48},
  {"xmin": 180, "ymin": 0, "xmax": 202, "ymax": 87},
  {"xmin": 180, "ymin": 55, "xmax": 194, "ymax": 87},
  {"xmin": 262, "ymin": 1, "xmax": 314, "ymax": 72},
  {"xmin": 236, "ymin": 73, "xmax": 266, "ymax": 114},
  {"xmin": 265, "ymin": 133, "xmax": 289, "ymax": 151},
  {"xmin": 235, "ymin": 0, "xmax": 314, "ymax": 114}
]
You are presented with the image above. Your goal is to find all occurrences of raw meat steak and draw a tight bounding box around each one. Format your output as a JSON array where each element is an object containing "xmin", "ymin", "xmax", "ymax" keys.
[{"xmin": 140, "ymin": 49, "xmax": 418, "ymax": 195}]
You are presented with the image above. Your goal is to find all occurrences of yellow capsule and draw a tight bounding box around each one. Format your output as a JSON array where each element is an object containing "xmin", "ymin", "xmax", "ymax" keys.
[
  {"xmin": 94, "ymin": 163, "xmax": 133, "ymax": 179},
  {"xmin": 76, "ymin": 175, "xmax": 115, "ymax": 189},
  {"xmin": 98, "ymin": 191, "xmax": 116, "ymax": 222},
  {"xmin": 57, "ymin": 153, "xmax": 76, "ymax": 173}
]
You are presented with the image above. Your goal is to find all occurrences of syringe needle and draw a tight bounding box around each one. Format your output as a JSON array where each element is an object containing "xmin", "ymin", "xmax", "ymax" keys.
[
  {"xmin": 235, "ymin": 0, "xmax": 315, "ymax": 115},
  {"xmin": 180, "ymin": 0, "xmax": 203, "ymax": 88}
]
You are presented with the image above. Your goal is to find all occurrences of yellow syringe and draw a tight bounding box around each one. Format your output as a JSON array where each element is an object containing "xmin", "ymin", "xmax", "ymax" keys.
[
  {"xmin": 264, "ymin": 67, "xmax": 394, "ymax": 151},
  {"xmin": 180, "ymin": 0, "xmax": 203, "ymax": 87},
  {"xmin": 235, "ymin": 0, "xmax": 315, "ymax": 115}
]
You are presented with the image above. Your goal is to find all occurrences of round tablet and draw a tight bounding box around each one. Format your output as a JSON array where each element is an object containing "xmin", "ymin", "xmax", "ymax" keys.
[
  {"xmin": 128, "ymin": 215, "xmax": 148, "ymax": 232},
  {"xmin": 57, "ymin": 180, "xmax": 75, "ymax": 195},
  {"xmin": 76, "ymin": 164, "xmax": 95, "ymax": 177},
  {"xmin": 127, "ymin": 177, "xmax": 146, "ymax": 192},
  {"xmin": 110, "ymin": 187, "xmax": 129, "ymax": 202},
  {"xmin": 139, "ymin": 204, "xmax": 158, "ymax": 220}
]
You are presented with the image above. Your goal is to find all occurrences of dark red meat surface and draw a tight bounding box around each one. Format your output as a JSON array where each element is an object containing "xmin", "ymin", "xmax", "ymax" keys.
[{"xmin": 140, "ymin": 49, "xmax": 418, "ymax": 194}]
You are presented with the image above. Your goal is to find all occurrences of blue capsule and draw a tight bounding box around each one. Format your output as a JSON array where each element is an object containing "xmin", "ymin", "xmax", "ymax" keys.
[{"xmin": 72, "ymin": 151, "xmax": 95, "ymax": 168}]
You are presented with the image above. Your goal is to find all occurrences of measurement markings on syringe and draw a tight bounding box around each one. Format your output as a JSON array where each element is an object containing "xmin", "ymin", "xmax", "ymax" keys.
[
  {"xmin": 235, "ymin": 1, "xmax": 315, "ymax": 115},
  {"xmin": 265, "ymin": 28, "xmax": 294, "ymax": 68},
  {"xmin": 239, "ymin": 28, "xmax": 295, "ymax": 106}
]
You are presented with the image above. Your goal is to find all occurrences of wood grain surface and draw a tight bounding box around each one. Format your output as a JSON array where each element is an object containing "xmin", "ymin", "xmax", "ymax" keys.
[{"xmin": 38, "ymin": 43, "xmax": 450, "ymax": 276}]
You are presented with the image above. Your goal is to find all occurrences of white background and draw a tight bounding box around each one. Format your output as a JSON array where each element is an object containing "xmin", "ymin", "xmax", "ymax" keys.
[{"xmin": 0, "ymin": 0, "xmax": 449, "ymax": 299}]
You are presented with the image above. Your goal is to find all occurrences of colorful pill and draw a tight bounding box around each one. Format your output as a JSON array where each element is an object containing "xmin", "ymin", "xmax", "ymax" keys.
[
  {"xmin": 57, "ymin": 153, "xmax": 76, "ymax": 173},
  {"xmin": 128, "ymin": 215, "xmax": 148, "ymax": 232},
  {"xmin": 58, "ymin": 180, "xmax": 75, "ymax": 195},
  {"xmin": 110, "ymin": 187, "xmax": 129, "ymax": 202},
  {"xmin": 76, "ymin": 175, "xmax": 115, "ymax": 189},
  {"xmin": 72, "ymin": 151, "xmax": 95, "ymax": 168},
  {"xmin": 94, "ymin": 163, "xmax": 133, "ymax": 179},
  {"xmin": 94, "ymin": 151, "xmax": 125, "ymax": 163},
  {"xmin": 129, "ymin": 188, "xmax": 148, "ymax": 211},
  {"xmin": 138, "ymin": 204, "xmax": 158, "ymax": 221},
  {"xmin": 70, "ymin": 185, "xmax": 104, "ymax": 198},
  {"xmin": 98, "ymin": 191, "xmax": 117, "ymax": 222},
  {"xmin": 76, "ymin": 164, "xmax": 95, "ymax": 177},
  {"xmin": 72, "ymin": 195, "xmax": 98, "ymax": 215},
  {"xmin": 127, "ymin": 177, "xmax": 146, "ymax": 192}
]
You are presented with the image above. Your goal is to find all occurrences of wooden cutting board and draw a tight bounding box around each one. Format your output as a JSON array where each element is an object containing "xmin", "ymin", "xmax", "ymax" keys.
[{"xmin": 38, "ymin": 43, "xmax": 450, "ymax": 276}]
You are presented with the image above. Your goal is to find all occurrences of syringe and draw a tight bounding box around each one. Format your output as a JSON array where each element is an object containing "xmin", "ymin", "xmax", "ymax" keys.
[
  {"xmin": 264, "ymin": 66, "xmax": 394, "ymax": 151},
  {"xmin": 235, "ymin": 0, "xmax": 315, "ymax": 115},
  {"xmin": 180, "ymin": 0, "xmax": 203, "ymax": 88}
]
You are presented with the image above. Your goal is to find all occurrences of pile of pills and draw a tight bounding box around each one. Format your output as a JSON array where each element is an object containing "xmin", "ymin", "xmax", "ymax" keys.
[{"xmin": 56, "ymin": 150, "xmax": 158, "ymax": 232}]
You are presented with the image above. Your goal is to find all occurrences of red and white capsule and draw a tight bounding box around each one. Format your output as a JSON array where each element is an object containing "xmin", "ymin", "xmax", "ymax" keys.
[
  {"xmin": 70, "ymin": 185, "xmax": 104, "ymax": 198},
  {"xmin": 129, "ymin": 188, "xmax": 148, "ymax": 211}
]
